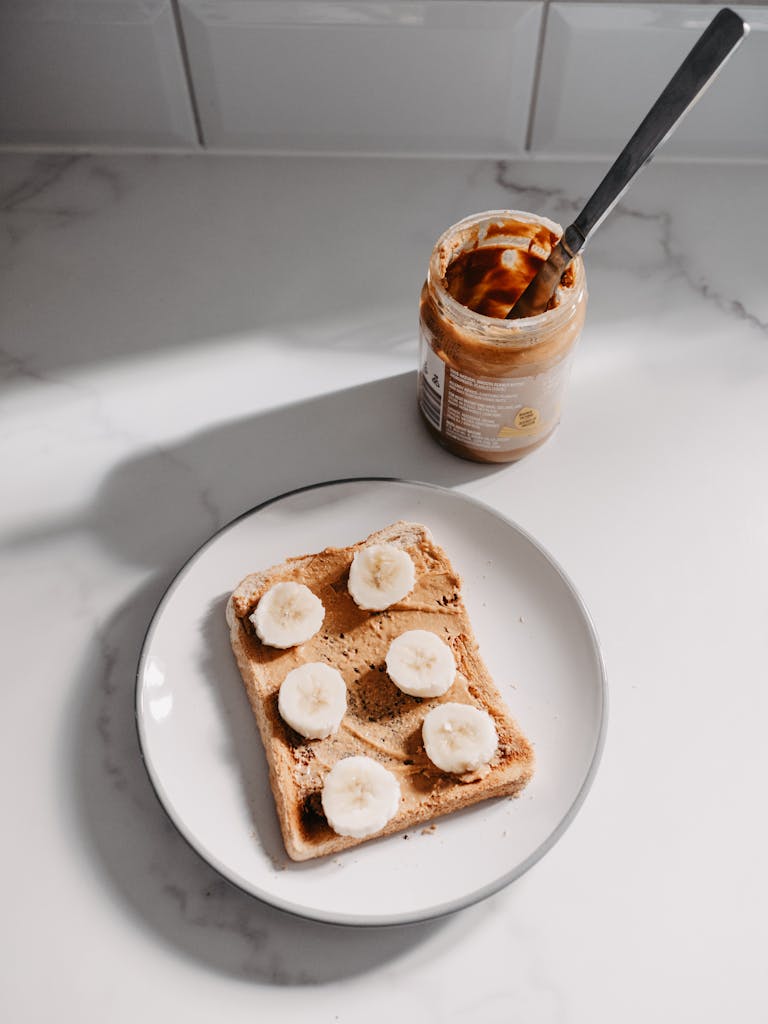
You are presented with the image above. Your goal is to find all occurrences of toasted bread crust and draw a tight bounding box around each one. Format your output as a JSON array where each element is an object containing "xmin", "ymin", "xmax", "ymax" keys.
[{"xmin": 226, "ymin": 521, "xmax": 534, "ymax": 861}]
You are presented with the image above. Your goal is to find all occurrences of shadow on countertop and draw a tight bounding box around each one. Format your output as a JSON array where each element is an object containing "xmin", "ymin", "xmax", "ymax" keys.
[
  {"xmin": 63, "ymin": 371, "xmax": 514, "ymax": 981},
  {"xmin": 7, "ymin": 371, "xmax": 506, "ymax": 571}
]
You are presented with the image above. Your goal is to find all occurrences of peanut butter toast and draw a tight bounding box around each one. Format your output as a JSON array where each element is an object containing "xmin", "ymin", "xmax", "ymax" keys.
[{"xmin": 226, "ymin": 521, "xmax": 534, "ymax": 861}]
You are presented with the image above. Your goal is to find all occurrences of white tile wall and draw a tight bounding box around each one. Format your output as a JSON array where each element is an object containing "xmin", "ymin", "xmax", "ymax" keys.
[
  {"xmin": 0, "ymin": 0, "xmax": 198, "ymax": 147},
  {"xmin": 530, "ymin": 4, "xmax": 768, "ymax": 160},
  {"xmin": 1, "ymin": 1, "xmax": 766, "ymax": 158},
  {"xmin": 178, "ymin": 0, "xmax": 543, "ymax": 154}
]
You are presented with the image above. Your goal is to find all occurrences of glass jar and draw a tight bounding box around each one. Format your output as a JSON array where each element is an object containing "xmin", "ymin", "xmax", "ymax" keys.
[{"xmin": 418, "ymin": 209, "xmax": 588, "ymax": 463}]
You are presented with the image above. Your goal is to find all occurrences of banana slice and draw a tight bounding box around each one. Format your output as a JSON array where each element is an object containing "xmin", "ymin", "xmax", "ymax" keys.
[
  {"xmin": 321, "ymin": 755, "xmax": 401, "ymax": 838},
  {"xmin": 422, "ymin": 703, "xmax": 498, "ymax": 774},
  {"xmin": 347, "ymin": 543, "xmax": 416, "ymax": 611},
  {"xmin": 385, "ymin": 629, "xmax": 456, "ymax": 697},
  {"xmin": 278, "ymin": 663, "xmax": 347, "ymax": 739},
  {"xmin": 250, "ymin": 581, "xmax": 324, "ymax": 649}
]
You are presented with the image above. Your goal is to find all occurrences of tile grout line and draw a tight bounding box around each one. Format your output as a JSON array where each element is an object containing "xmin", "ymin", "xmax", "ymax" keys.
[
  {"xmin": 2, "ymin": 144, "xmax": 768, "ymax": 166},
  {"xmin": 524, "ymin": 0, "xmax": 551, "ymax": 153},
  {"xmin": 170, "ymin": 0, "xmax": 205, "ymax": 147}
]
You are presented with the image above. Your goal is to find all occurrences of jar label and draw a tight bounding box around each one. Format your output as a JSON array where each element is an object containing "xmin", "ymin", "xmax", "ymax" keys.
[
  {"xmin": 419, "ymin": 338, "xmax": 447, "ymax": 430},
  {"xmin": 419, "ymin": 332, "xmax": 572, "ymax": 452}
]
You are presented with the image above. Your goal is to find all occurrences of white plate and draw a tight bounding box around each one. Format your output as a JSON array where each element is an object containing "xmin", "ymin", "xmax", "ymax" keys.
[{"xmin": 136, "ymin": 479, "xmax": 606, "ymax": 926}]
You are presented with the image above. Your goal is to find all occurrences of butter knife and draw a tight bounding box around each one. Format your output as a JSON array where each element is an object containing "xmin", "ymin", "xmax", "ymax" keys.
[{"xmin": 506, "ymin": 7, "xmax": 749, "ymax": 320}]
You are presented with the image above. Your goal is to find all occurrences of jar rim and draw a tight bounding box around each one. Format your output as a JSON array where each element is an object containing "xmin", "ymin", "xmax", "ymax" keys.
[{"xmin": 427, "ymin": 208, "xmax": 586, "ymax": 346}]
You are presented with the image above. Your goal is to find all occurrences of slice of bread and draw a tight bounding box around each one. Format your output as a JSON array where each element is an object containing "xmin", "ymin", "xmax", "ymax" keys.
[{"xmin": 226, "ymin": 521, "xmax": 534, "ymax": 861}]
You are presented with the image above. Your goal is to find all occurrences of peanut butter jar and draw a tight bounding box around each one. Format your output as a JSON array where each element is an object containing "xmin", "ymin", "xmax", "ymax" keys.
[{"xmin": 418, "ymin": 209, "xmax": 587, "ymax": 463}]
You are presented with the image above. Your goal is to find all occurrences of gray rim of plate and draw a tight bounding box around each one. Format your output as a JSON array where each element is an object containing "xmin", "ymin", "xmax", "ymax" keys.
[{"xmin": 134, "ymin": 477, "xmax": 609, "ymax": 928}]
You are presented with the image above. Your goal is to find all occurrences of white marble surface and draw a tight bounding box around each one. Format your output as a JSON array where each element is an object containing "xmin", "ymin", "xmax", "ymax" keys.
[{"xmin": 2, "ymin": 152, "xmax": 767, "ymax": 1020}]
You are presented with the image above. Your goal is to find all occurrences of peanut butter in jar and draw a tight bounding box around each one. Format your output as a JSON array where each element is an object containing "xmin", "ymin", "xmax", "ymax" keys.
[{"xmin": 418, "ymin": 209, "xmax": 587, "ymax": 463}]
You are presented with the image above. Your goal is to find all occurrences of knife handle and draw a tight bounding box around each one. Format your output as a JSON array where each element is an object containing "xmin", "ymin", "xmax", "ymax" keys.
[{"xmin": 571, "ymin": 7, "xmax": 749, "ymax": 248}]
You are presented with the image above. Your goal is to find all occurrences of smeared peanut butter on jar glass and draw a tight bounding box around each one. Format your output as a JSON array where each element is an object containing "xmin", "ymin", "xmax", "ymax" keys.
[{"xmin": 418, "ymin": 209, "xmax": 587, "ymax": 462}]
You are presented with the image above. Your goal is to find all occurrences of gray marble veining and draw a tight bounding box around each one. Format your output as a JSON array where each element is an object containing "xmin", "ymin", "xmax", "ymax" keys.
[{"xmin": 1, "ymin": 151, "xmax": 766, "ymax": 1022}]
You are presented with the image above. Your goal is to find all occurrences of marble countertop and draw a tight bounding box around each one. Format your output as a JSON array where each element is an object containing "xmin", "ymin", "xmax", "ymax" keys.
[{"xmin": 2, "ymin": 151, "xmax": 767, "ymax": 1021}]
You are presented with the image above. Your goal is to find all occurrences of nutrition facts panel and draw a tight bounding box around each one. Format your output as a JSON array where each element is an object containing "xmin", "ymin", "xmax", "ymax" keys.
[
  {"xmin": 444, "ymin": 368, "xmax": 538, "ymax": 451},
  {"xmin": 420, "ymin": 335, "xmax": 573, "ymax": 452}
]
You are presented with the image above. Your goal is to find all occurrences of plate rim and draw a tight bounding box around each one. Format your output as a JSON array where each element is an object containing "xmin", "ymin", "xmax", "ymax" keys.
[{"xmin": 135, "ymin": 477, "xmax": 608, "ymax": 927}]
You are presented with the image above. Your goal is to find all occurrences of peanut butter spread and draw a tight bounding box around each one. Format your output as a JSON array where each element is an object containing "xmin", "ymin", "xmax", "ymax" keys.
[
  {"xmin": 418, "ymin": 210, "xmax": 587, "ymax": 463},
  {"xmin": 423, "ymin": 214, "xmax": 582, "ymax": 377},
  {"xmin": 443, "ymin": 217, "xmax": 566, "ymax": 319},
  {"xmin": 234, "ymin": 535, "xmax": 531, "ymax": 846}
]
